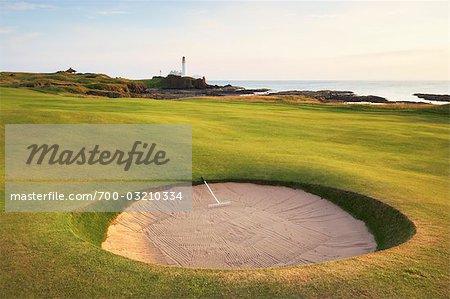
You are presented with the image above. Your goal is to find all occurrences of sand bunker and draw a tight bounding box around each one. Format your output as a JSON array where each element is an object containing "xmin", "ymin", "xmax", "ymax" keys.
[{"xmin": 102, "ymin": 183, "xmax": 376, "ymax": 269}]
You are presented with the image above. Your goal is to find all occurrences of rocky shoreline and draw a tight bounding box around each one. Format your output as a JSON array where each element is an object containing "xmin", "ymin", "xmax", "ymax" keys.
[
  {"xmin": 144, "ymin": 85, "xmax": 269, "ymax": 100},
  {"xmin": 267, "ymin": 90, "xmax": 389, "ymax": 103},
  {"xmin": 413, "ymin": 93, "xmax": 450, "ymax": 102},
  {"xmin": 142, "ymin": 76, "xmax": 449, "ymax": 103},
  {"xmin": 142, "ymin": 88, "xmax": 450, "ymax": 104},
  {"xmin": 1, "ymin": 72, "xmax": 447, "ymax": 104}
]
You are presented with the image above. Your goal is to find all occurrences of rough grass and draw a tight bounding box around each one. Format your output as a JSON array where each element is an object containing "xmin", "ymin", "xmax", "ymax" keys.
[
  {"xmin": 0, "ymin": 72, "xmax": 146, "ymax": 98},
  {"xmin": 140, "ymin": 76, "xmax": 163, "ymax": 88},
  {"xmin": 0, "ymin": 87, "xmax": 449, "ymax": 298}
]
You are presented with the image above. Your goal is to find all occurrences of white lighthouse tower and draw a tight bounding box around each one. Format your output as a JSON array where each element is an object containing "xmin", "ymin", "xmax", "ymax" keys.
[{"xmin": 181, "ymin": 56, "xmax": 186, "ymax": 76}]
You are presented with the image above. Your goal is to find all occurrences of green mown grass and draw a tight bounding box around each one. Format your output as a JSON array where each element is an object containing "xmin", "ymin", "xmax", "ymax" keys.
[{"xmin": 0, "ymin": 87, "xmax": 449, "ymax": 298}]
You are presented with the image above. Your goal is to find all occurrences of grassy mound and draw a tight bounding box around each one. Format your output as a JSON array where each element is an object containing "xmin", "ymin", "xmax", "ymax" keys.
[
  {"xmin": 0, "ymin": 71, "xmax": 147, "ymax": 98},
  {"xmin": 142, "ymin": 75, "xmax": 208, "ymax": 89}
]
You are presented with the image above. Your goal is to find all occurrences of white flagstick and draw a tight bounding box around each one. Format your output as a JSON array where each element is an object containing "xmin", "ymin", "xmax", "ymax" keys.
[{"xmin": 201, "ymin": 177, "xmax": 231, "ymax": 208}]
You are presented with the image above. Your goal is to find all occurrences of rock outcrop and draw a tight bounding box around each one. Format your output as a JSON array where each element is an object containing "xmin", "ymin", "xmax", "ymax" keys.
[
  {"xmin": 144, "ymin": 86, "xmax": 269, "ymax": 99},
  {"xmin": 270, "ymin": 90, "xmax": 388, "ymax": 103},
  {"xmin": 157, "ymin": 75, "xmax": 209, "ymax": 89},
  {"xmin": 413, "ymin": 93, "xmax": 450, "ymax": 102}
]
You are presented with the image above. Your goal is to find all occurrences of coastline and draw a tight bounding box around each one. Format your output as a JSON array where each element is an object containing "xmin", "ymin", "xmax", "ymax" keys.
[
  {"xmin": 210, "ymin": 80, "xmax": 450, "ymax": 104},
  {"xmin": 1, "ymin": 72, "xmax": 448, "ymax": 104}
]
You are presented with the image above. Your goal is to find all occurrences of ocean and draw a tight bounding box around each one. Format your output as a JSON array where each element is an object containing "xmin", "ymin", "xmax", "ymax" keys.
[{"xmin": 209, "ymin": 80, "xmax": 449, "ymax": 103}]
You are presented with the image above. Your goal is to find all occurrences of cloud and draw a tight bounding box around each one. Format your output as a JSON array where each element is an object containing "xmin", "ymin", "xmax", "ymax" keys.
[
  {"xmin": 344, "ymin": 49, "xmax": 444, "ymax": 58},
  {"xmin": 186, "ymin": 9, "xmax": 208, "ymax": 16},
  {"xmin": 10, "ymin": 32, "xmax": 43, "ymax": 44},
  {"xmin": 0, "ymin": 1, "xmax": 54, "ymax": 11},
  {"xmin": 96, "ymin": 10, "xmax": 128, "ymax": 15},
  {"xmin": 0, "ymin": 27, "xmax": 14, "ymax": 34}
]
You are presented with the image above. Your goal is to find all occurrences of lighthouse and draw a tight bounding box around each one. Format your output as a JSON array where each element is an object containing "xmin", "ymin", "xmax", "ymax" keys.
[
  {"xmin": 181, "ymin": 56, "xmax": 186, "ymax": 76},
  {"xmin": 168, "ymin": 56, "xmax": 189, "ymax": 77}
]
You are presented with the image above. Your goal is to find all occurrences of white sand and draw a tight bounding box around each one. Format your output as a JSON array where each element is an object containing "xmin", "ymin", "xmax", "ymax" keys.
[{"xmin": 102, "ymin": 183, "xmax": 376, "ymax": 269}]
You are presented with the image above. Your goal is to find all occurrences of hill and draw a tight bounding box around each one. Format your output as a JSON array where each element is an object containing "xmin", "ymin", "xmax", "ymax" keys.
[
  {"xmin": 0, "ymin": 71, "xmax": 147, "ymax": 98},
  {"xmin": 141, "ymin": 75, "xmax": 209, "ymax": 89},
  {"xmin": 0, "ymin": 71, "xmax": 269, "ymax": 100}
]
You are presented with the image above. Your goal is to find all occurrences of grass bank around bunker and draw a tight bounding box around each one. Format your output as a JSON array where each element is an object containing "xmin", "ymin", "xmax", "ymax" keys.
[
  {"xmin": 98, "ymin": 182, "xmax": 415, "ymax": 269},
  {"xmin": 72, "ymin": 179, "xmax": 415, "ymax": 253}
]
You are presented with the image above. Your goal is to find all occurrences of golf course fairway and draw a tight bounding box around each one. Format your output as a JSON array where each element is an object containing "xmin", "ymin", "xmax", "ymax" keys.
[{"xmin": 0, "ymin": 87, "xmax": 449, "ymax": 297}]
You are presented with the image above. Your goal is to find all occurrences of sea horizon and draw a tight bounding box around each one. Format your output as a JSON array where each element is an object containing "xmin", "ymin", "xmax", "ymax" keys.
[{"xmin": 209, "ymin": 80, "xmax": 450, "ymax": 103}]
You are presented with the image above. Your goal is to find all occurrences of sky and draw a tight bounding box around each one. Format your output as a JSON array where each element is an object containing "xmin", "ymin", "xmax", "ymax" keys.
[{"xmin": 0, "ymin": 1, "xmax": 448, "ymax": 80}]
